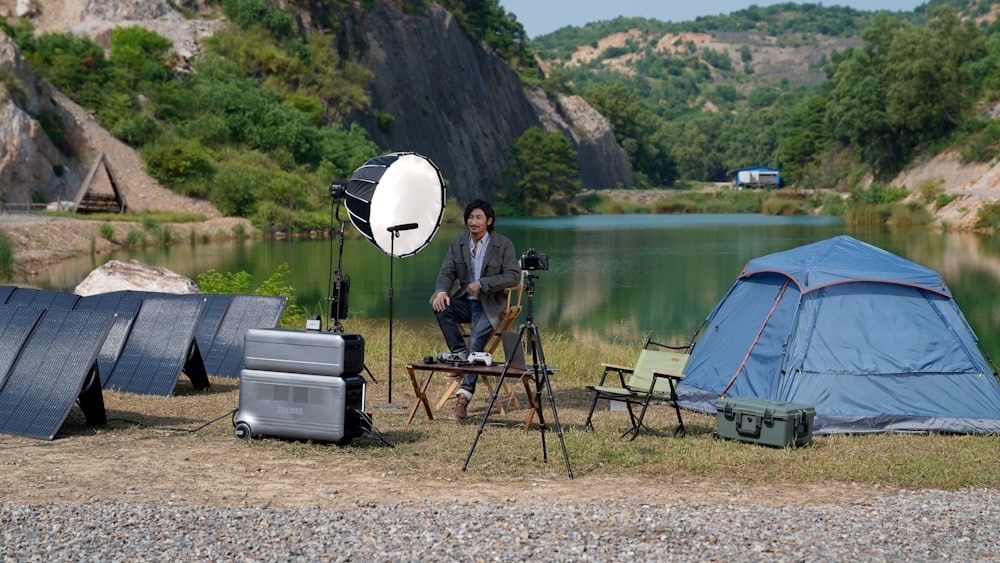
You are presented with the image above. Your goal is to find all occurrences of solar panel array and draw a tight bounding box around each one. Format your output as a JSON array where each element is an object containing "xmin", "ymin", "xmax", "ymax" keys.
[
  {"xmin": 0, "ymin": 309, "xmax": 114, "ymax": 440},
  {"xmin": 0, "ymin": 286, "xmax": 287, "ymax": 440}
]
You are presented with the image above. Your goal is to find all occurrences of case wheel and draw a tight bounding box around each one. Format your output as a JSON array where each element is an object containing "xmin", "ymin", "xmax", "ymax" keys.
[{"xmin": 234, "ymin": 421, "xmax": 252, "ymax": 441}]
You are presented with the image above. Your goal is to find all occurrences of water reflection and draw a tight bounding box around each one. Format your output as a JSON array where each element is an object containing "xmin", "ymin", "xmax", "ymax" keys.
[{"xmin": 27, "ymin": 215, "xmax": 1000, "ymax": 358}]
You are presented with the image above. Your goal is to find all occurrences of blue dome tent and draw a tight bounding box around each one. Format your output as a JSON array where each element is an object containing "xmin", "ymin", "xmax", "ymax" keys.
[{"xmin": 678, "ymin": 235, "xmax": 1000, "ymax": 434}]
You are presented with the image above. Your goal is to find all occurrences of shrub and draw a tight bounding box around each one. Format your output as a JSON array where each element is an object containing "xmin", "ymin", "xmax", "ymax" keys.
[
  {"xmin": 917, "ymin": 177, "xmax": 945, "ymax": 205},
  {"xmin": 377, "ymin": 110, "xmax": 394, "ymax": 133},
  {"xmin": 197, "ymin": 263, "xmax": 303, "ymax": 325},
  {"xmin": 142, "ymin": 139, "xmax": 215, "ymax": 187},
  {"xmin": 975, "ymin": 201, "xmax": 1000, "ymax": 229},
  {"xmin": 110, "ymin": 114, "xmax": 162, "ymax": 146},
  {"xmin": 846, "ymin": 204, "xmax": 892, "ymax": 225},
  {"xmin": 124, "ymin": 229, "xmax": 146, "ymax": 246},
  {"xmin": 890, "ymin": 203, "xmax": 932, "ymax": 227},
  {"xmin": 936, "ymin": 194, "xmax": 958, "ymax": 209},
  {"xmin": 99, "ymin": 223, "xmax": 115, "ymax": 242},
  {"xmin": 850, "ymin": 183, "xmax": 909, "ymax": 205},
  {"xmin": 209, "ymin": 155, "xmax": 271, "ymax": 217},
  {"xmin": 0, "ymin": 232, "xmax": 12, "ymax": 282},
  {"xmin": 197, "ymin": 269, "xmax": 252, "ymax": 294},
  {"xmin": 819, "ymin": 193, "xmax": 847, "ymax": 216},
  {"xmin": 761, "ymin": 196, "xmax": 810, "ymax": 216}
]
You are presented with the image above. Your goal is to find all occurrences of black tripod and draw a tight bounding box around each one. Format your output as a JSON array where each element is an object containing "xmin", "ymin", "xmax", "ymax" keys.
[{"xmin": 462, "ymin": 272, "xmax": 573, "ymax": 478}]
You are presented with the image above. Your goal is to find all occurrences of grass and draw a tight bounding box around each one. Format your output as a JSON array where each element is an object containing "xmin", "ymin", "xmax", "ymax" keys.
[
  {"xmin": 0, "ymin": 231, "xmax": 12, "ymax": 281},
  {"xmin": 42, "ymin": 210, "xmax": 209, "ymax": 223},
  {"xmin": 87, "ymin": 318, "xmax": 999, "ymax": 490}
]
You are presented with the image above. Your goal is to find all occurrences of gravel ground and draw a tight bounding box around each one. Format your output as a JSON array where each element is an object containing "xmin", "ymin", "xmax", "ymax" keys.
[{"xmin": 2, "ymin": 489, "xmax": 997, "ymax": 561}]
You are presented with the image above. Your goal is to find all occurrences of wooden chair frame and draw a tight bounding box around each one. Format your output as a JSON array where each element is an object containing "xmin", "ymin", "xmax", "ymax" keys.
[
  {"xmin": 583, "ymin": 337, "xmax": 690, "ymax": 440},
  {"xmin": 435, "ymin": 281, "xmax": 524, "ymax": 412}
]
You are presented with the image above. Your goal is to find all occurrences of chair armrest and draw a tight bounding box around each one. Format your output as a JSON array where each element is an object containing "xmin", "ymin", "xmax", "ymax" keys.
[
  {"xmin": 595, "ymin": 364, "xmax": 632, "ymax": 388},
  {"xmin": 652, "ymin": 370, "xmax": 685, "ymax": 381},
  {"xmin": 651, "ymin": 370, "xmax": 684, "ymax": 399}
]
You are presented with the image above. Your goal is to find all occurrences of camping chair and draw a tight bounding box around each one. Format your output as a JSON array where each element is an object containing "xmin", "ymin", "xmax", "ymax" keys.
[
  {"xmin": 583, "ymin": 337, "xmax": 689, "ymax": 440},
  {"xmin": 436, "ymin": 280, "xmax": 525, "ymax": 412}
]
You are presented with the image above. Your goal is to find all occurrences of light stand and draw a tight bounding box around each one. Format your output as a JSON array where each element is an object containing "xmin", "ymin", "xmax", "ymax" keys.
[
  {"xmin": 326, "ymin": 185, "xmax": 377, "ymax": 383},
  {"xmin": 377, "ymin": 222, "xmax": 418, "ymax": 409},
  {"xmin": 462, "ymin": 271, "xmax": 573, "ymax": 478}
]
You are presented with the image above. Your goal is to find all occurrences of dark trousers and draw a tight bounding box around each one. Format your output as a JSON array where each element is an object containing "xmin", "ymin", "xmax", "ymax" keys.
[{"xmin": 435, "ymin": 297, "xmax": 494, "ymax": 396}]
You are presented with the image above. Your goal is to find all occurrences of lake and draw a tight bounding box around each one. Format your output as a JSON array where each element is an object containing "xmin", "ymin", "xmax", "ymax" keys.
[{"xmin": 30, "ymin": 214, "xmax": 1000, "ymax": 358}]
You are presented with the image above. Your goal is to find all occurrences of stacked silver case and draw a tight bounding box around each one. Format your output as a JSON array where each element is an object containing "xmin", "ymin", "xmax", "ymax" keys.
[{"xmin": 234, "ymin": 329, "xmax": 366, "ymax": 444}]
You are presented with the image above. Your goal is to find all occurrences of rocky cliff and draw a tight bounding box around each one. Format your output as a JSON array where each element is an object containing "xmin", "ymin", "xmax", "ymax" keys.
[
  {"xmin": 341, "ymin": 2, "xmax": 632, "ymax": 198},
  {"xmin": 0, "ymin": 0, "xmax": 632, "ymax": 210},
  {"xmin": 0, "ymin": 31, "xmax": 84, "ymax": 207}
]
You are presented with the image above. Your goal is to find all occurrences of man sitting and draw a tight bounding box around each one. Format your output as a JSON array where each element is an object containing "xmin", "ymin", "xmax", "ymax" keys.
[{"xmin": 430, "ymin": 199, "xmax": 520, "ymax": 420}]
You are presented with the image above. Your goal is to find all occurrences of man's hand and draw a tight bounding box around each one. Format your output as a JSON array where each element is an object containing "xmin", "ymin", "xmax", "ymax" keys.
[
  {"xmin": 432, "ymin": 291, "xmax": 450, "ymax": 312},
  {"xmin": 467, "ymin": 280, "xmax": 481, "ymax": 298}
]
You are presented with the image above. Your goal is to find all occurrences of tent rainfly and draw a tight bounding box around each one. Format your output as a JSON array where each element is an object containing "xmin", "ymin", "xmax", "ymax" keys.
[{"xmin": 678, "ymin": 235, "xmax": 1000, "ymax": 434}]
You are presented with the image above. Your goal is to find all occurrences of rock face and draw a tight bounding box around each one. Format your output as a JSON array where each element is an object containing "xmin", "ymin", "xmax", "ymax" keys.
[
  {"xmin": 0, "ymin": 32, "xmax": 84, "ymax": 207},
  {"xmin": 74, "ymin": 259, "xmax": 198, "ymax": 296},
  {"xmin": 0, "ymin": 0, "xmax": 632, "ymax": 208},
  {"xmin": 526, "ymin": 90, "xmax": 633, "ymax": 189},
  {"xmin": 0, "ymin": 27, "xmax": 221, "ymax": 216},
  {"xmin": 343, "ymin": 2, "xmax": 633, "ymax": 198}
]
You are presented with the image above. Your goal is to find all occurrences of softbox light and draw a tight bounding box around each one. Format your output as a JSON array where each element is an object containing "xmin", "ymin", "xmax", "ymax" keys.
[{"xmin": 344, "ymin": 152, "xmax": 446, "ymax": 258}]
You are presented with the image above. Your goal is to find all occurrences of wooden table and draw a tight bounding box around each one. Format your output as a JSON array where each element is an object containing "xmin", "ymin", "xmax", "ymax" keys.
[{"xmin": 405, "ymin": 361, "xmax": 544, "ymax": 428}]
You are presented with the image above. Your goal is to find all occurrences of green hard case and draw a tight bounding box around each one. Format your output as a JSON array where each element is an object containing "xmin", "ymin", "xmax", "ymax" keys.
[{"xmin": 715, "ymin": 397, "xmax": 816, "ymax": 448}]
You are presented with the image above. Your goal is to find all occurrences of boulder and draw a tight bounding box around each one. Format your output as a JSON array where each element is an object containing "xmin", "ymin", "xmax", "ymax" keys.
[{"xmin": 74, "ymin": 259, "xmax": 199, "ymax": 296}]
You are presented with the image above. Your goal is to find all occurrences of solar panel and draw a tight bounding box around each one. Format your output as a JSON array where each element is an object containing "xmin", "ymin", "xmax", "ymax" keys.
[
  {"xmin": 0, "ymin": 309, "xmax": 114, "ymax": 440},
  {"xmin": 0, "ymin": 305, "xmax": 45, "ymax": 391},
  {"xmin": 0, "ymin": 285, "xmax": 14, "ymax": 304},
  {"xmin": 6, "ymin": 288, "xmax": 80, "ymax": 309},
  {"xmin": 193, "ymin": 294, "xmax": 234, "ymax": 353},
  {"xmin": 104, "ymin": 297, "xmax": 208, "ymax": 396},
  {"xmin": 73, "ymin": 294, "xmax": 143, "ymax": 383},
  {"xmin": 110, "ymin": 291, "xmax": 225, "ymax": 355},
  {"xmin": 120, "ymin": 290, "xmax": 183, "ymax": 300},
  {"xmin": 204, "ymin": 295, "xmax": 288, "ymax": 378}
]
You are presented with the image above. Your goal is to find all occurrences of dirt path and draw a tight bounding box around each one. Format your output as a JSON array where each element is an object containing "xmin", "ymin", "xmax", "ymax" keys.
[{"xmin": 0, "ymin": 430, "xmax": 887, "ymax": 509}]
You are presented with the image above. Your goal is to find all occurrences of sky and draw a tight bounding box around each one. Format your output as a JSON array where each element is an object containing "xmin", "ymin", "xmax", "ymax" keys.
[{"xmin": 497, "ymin": 1, "xmax": 928, "ymax": 38}]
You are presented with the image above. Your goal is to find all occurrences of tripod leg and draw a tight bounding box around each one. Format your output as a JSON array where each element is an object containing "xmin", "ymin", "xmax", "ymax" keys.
[
  {"xmin": 527, "ymin": 324, "xmax": 574, "ymax": 479},
  {"xmin": 462, "ymin": 346, "xmax": 515, "ymax": 472},
  {"xmin": 532, "ymin": 326, "xmax": 573, "ymax": 478},
  {"xmin": 526, "ymin": 331, "xmax": 549, "ymax": 461},
  {"xmin": 363, "ymin": 363, "xmax": 379, "ymax": 384}
]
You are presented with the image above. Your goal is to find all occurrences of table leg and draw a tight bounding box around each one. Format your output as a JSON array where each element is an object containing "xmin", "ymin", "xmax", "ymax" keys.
[
  {"xmin": 406, "ymin": 367, "xmax": 436, "ymax": 425},
  {"xmin": 521, "ymin": 375, "xmax": 536, "ymax": 431}
]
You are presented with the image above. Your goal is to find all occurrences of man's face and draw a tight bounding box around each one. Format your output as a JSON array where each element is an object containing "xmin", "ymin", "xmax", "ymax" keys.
[{"xmin": 466, "ymin": 208, "xmax": 492, "ymax": 237}]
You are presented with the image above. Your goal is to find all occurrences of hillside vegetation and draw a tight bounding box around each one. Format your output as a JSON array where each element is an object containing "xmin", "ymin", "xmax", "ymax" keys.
[
  {"xmin": 5, "ymin": 0, "xmax": 1000, "ymax": 229},
  {"xmin": 531, "ymin": 1, "xmax": 1000, "ymax": 211}
]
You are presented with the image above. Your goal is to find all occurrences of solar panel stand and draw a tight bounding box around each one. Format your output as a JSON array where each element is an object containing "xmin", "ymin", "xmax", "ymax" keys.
[
  {"xmin": 184, "ymin": 340, "xmax": 210, "ymax": 391},
  {"xmin": 77, "ymin": 362, "xmax": 107, "ymax": 426}
]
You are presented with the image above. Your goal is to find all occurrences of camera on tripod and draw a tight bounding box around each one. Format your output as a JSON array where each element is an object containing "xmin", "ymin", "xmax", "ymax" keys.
[{"xmin": 520, "ymin": 248, "xmax": 549, "ymax": 271}]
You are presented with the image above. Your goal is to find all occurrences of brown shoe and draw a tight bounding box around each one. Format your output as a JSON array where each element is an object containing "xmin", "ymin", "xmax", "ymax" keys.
[{"xmin": 450, "ymin": 394, "xmax": 469, "ymax": 420}]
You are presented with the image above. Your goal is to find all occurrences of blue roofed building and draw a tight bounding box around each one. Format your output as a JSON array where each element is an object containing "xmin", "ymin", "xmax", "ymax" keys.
[{"xmin": 728, "ymin": 166, "xmax": 781, "ymax": 189}]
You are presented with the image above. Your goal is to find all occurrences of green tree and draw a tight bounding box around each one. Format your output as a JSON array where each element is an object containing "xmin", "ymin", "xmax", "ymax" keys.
[
  {"xmin": 826, "ymin": 8, "xmax": 989, "ymax": 177},
  {"xmin": 825, "ymin": 14, "xmax": 900, "ymax": 176},
  {"xmin": 109, "ymin": 26, "xmax": 175, "ymax": 89},
  {"xmin": 20, "ymin": 30, "xmax": 111, "ymax": 109},
  {"xmin": 584, "ymin": 83, "xmax": 677, "ymax": 186},
  {"xmin": 884, "ymin": 7, "xmax": 987, "ymax": 147},
  {"xmin": 499, "ymin": 127, "xmax": 579, "ymax": 215},
  {"xmin": 778, "ymin": 94, "xmax": 828, "ymax": 182}
]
